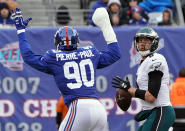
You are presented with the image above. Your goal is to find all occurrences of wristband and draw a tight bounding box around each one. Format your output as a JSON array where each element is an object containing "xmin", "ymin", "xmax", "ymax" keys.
[
  {"xmin": 17, "ymin": 29, "xmax": 25, "ymax": 34},
  {"xmin": 135, "ymin": 89, "xmax": 146, "ymax": 100}
]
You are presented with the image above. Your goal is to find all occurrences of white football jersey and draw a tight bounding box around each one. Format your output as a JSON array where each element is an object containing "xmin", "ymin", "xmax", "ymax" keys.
[{"xmin": 136, "ymin": 53, "xmax": 171, "ymax": 110}]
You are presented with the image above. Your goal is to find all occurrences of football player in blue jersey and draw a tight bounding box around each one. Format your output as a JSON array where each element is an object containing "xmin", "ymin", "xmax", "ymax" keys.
[{"xmin": 12, "ymin": 7, "xmax": 121, "ymax": 131}]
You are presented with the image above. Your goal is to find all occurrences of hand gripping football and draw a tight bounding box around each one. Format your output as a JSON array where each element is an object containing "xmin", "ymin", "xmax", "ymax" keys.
[{"xmin": 116, "ymin": 88, "xmax": 132, "ymax": 111}]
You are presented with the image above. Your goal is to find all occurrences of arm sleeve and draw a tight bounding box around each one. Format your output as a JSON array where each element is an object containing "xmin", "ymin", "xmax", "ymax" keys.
[
  {"xmin": 148, "ymin": 70, "xmax": 163, "ymax": 98},
  {"xmin": 18, "ymin": 32, "xmax": 52, "ymax": 74},
  {"xmin": 97, "ymin": 42, "xmax": 121, "ymax": 68}
]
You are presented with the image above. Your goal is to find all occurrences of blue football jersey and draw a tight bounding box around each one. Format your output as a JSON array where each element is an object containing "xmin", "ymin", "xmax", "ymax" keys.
[{"xmin": 18, "ymin": 33, "xmax": 121, "ymax": 106}]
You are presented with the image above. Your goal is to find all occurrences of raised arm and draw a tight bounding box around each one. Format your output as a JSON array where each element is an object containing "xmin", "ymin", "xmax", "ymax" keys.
[
  {"xmin": 11, "ymin": 8, "xmax": 52, "ymax": 74},
  {"xmin": 92, "ymin": 8, "xmax": 121, "ymax": 68}
]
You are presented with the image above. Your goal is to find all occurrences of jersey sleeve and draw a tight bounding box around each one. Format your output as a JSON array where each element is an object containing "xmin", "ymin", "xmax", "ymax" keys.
[
  {"xmin": 148, "ymin": 55, "xmax": 164, "ymax": 73},
  {"xmin": 147, "ymin": 55, "xmax": 165, "ymax": 98},
  {"xmin": 97, "ymin": 42, "xmax": 121, "ymax": 68},
  {"xmin": 18, "ymin": 32, "xmax": 52, "ymax": 74}
]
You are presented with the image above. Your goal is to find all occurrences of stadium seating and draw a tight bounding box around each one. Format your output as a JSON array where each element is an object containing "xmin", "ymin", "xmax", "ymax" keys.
[{"xmin": 17, "ymin": 0, "xmax": 87, "ymax": 26}]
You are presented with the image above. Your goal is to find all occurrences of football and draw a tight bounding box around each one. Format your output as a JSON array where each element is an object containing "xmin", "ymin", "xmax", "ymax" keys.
[{"xmin": 116, "ymin": 88, "xmax": 132, "ymax": 111}]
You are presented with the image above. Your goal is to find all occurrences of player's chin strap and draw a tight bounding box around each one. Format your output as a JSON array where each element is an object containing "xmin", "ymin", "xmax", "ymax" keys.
[
  {"xmin": 138, "ymin": 50, "xmax": 150, "ymax": 56},
  {"xmin": 92, "ymin": 8, "xmax": 117, "ymax": 44}
]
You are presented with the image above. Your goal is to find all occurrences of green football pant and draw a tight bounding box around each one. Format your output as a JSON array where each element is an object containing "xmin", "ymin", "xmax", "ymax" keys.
[{"xmin": 138, "ymin": 106, "xmax": 175, "ymax": 131}]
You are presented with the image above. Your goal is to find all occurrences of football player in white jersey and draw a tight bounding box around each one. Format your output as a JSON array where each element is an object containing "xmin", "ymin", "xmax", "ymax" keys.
[{"xmin": 112, "ymin": 27, "xmax": 175, "ymax": 131}]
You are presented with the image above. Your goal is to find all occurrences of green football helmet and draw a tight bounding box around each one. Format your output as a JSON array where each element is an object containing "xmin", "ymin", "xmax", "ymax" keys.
[{"xmin": 134, "ymin": 27, "xmax": 159, "ymax": 56}]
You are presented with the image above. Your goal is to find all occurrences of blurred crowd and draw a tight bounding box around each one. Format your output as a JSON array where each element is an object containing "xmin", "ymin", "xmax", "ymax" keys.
[
  {"xmin": 55, "ymin": 0, "xmax": 177, "ymax": 26},
  {"xmin": 0, "ymin": 2, "xmax": 14, "ymax": 26},
  {"xmin": 0, "ymin": 0, "xmax": 19, "ymax": 27},
  {"xmin": 0, "ymin": 0, "xmax": 180, "ymax": 27},
  {"xmin": 87, "ymin": 0, "xmax": 175, "ymax": 26}
]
